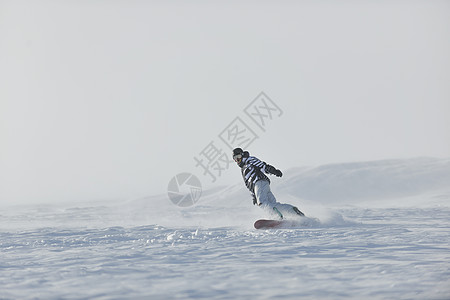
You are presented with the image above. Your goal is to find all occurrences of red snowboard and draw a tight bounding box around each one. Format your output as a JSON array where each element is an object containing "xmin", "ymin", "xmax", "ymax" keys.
[{"xmin": 254, "ymin": 219, "xmax": 284, "ymax": 229}]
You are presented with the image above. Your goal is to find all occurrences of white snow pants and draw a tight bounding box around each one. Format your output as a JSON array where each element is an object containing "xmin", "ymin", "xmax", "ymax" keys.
[{"xmin": 254, "ymin": 180, "xmax": 296, "ymax": 218}]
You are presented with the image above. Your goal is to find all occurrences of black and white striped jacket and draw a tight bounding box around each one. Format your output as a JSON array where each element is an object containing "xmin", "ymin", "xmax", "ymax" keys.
[{"xmin": 240, "ymin": 156, "xmax": 276, "ymax": 194}]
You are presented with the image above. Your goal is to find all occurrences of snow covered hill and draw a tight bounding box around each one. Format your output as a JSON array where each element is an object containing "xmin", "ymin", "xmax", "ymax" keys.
[
  {"xmin": 278, "ymin": 157, "xmax": 450, "ymax": 204},
  {"xmin": 193, "ymin": 157, "xmax": 450, "ymax": 210},
  {"xmin": 1, "ymin": 157, "xmax": 449, "ymax": 299},
  {"xmin": 114, "ymin": 157, "xmax": 450, "ymax": 229}
]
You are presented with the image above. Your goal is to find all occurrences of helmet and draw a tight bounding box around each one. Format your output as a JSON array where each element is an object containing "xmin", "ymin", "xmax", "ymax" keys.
[{"xmin": 232, "ymin": 148, "xmax": 243, "ymax": 157}]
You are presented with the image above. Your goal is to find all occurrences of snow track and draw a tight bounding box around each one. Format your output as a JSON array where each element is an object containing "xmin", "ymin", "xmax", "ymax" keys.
[
  {"xmin": 1, "ymin": 206, "xmax": 449, "ymax": 299},
  {"xmin": 1, "ymin": 158, "xmax": 449, "ymax": 299}
]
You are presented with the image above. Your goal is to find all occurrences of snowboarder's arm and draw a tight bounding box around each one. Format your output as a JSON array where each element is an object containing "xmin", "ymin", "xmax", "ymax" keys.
[
  {"xmin": 248, "ymin": 156, "xmax": 282, "ymax": 177},
  {"xmin": 264, "ymin": 164, "xmax": 283, "ymax": 177}
]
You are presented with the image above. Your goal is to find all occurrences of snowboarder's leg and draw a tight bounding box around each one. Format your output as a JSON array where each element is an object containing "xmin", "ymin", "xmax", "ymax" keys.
[
  {"xmin": 263, "ymin": 181, "xmax": 305, "ymax": 217},
  {"xmin": 254, "ymin": 180, "xmax": 305, "ymax": 218},
  {"xmin": 254, "ymin": 180, "xmax": 283, "ymax": 219},
  {"xmin": 254, "ymin": 180, "xmax": 272, "ymax": 206},
  {"xmin": 272, "ymin": 204, "xmax": 305, "ymax": 217}
]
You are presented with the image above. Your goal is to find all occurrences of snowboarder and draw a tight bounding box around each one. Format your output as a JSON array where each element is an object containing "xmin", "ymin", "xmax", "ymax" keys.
[{"xmin": 232, "ymin": 147, "xmax": 305, "ymax": 219}]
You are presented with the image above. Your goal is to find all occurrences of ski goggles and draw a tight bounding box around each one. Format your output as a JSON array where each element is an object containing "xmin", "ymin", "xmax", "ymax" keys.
[{"xmin": 233, "ymin": 154, "xmax": 243, "ymax": 162}]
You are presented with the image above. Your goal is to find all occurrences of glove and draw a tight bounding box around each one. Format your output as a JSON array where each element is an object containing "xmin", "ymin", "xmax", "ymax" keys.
[
  {"xmin": 252, "ymin": 195, "xmax": 258, "ymax": 205},
  {"xmin": 267, "ymin": 164, "xmax": 283, "ymax": 177},
  {"xmin": 274, "ymin": 169, "xmax": 283, "ymax": 177}
]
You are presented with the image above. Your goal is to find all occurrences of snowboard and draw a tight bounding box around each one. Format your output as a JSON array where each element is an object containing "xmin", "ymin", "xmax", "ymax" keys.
[
  {"xmin": 254, "ymin": 216, "xmax": 318, "ymax": 229},
  {"xmin": 254, "ymin": 219, "xmax": 284, "ymax": 229}
]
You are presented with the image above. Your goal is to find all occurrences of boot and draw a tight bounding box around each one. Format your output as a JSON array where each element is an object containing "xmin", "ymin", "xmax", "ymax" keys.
[{"xmin": 293, "ymin": 206, "xmax": 305, "ymax": 217}]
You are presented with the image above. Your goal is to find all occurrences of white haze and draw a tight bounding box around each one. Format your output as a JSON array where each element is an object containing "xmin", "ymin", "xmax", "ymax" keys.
[{"xmin": 1, "ymin": 1, "xmax": 450, "ymax": 206}]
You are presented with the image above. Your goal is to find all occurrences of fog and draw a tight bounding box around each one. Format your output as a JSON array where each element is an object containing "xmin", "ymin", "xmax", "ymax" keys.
[{"xmin": 1, "ymin": 0, "xmax": 449, "ymax": 206}]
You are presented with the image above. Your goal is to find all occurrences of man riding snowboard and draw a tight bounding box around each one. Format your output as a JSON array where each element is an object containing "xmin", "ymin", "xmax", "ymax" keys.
[{"xmin": 232, "ymin": 147, "xmax": 305, "ymax": 219}]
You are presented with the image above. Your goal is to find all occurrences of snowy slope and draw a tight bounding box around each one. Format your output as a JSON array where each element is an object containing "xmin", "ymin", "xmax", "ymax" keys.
[
  {"xmin": 278, "ymin": 157, "xmax": 450, "ymax": 204},
  {"xmin": 1, "ymin": 158, "xmax": 449, "ymax": 299}
]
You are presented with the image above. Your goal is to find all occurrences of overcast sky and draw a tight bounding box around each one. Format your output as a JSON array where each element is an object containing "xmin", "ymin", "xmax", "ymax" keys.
[{"xmin": 1, "ymin": 0, "xmax": 449, "ymax": 205}]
